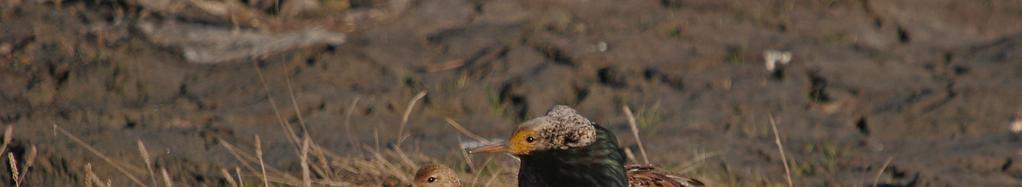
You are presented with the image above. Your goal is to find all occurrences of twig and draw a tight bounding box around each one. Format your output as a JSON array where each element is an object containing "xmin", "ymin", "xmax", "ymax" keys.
[
  {"xmin": 623, "ymin": 106, "xmax": 650, "ymax": 165},
  {"xmin": 769, "ymin": 115, "xmax": 794, "ymax": 187},
  {"xmin": 138, "ymin": 140, "xmax": 158, "ymax": 187},
  {"xmin": 53, "ymin": 124, "xmax": 146, "ymax": 186},
  {"xmin": 872, "ymin": 157, "xmax": 894, "ymax": 187}
]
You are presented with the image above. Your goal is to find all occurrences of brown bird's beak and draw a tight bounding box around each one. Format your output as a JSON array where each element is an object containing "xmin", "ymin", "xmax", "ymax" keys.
[{"xmin": 468, "ymin": 143, "xmax": 507, "ymax": 154}]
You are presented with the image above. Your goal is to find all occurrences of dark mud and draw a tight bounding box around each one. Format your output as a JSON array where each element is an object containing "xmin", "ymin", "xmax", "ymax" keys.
[{"xmin": 1, "ymin": 0, "xmax": 1022, "ymax": 186}]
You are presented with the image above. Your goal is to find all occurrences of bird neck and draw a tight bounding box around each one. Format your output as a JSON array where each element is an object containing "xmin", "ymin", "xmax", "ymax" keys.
[{"xmin": 519, "ymin": 125, "xmax": 627, "ymax": 187}]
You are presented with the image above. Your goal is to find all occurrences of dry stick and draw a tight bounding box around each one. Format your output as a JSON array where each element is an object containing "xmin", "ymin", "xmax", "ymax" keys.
[
  {"xmin": 252, "ymin": 61, "xmax": 302, "ymax": 152},
  {"xmin": 137, "ymin": 140, "xmax": 158, "ymax": 187},
  {"xmin": 769, "ymin": 115, "xmax": 794, "ymax": 187},
  {"xmin": 344, "ymin": 97, "xmax": 362, "ymax": 155},
  {"xmin": 53, "ymin": 124, "xmax": 147, "ymax": 186},
  {"xmin": 9, "ymin": 153, "xmax": 19, "ymax": 187},
  {"xmin": 623, "ymin": 106, "xmax": 650, "ymax": 165},
  {"xmin": 255, "ymin": 135, "xmax": 270, "ymax": 187},
  {"xmin": 160, "ymin": 168, "xmax": 173, "ymax": 187},
  {"xmin": 16, "ymin": 145, "xmax": 36, "ymax": 186},
  {"xmin": 300, "ymin": 136, "xmax": 312, "ymax": 187},
  {"xmin": 872, "ymin": 157, "xmax": 894, "ymax": 187}
]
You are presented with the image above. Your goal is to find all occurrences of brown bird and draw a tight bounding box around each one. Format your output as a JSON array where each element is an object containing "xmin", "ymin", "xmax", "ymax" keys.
[
  {"xmin": 626, "ymin": 164, "xmax": 704, "ymax": 187},
  {"xmin": 413, "ymin": 164, "xmax": 462, "ymax": 187}
]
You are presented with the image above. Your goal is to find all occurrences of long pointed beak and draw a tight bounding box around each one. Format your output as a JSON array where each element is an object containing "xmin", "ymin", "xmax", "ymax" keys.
[{"xmin": 467, "ymin": 143, "xmax": 507, "ymax": 154}]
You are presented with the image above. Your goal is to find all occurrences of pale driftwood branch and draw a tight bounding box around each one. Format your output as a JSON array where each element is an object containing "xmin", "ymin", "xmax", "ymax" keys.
[{"xmin": 138, "ymin": 21, "xmax": 345, "ymax": 63}]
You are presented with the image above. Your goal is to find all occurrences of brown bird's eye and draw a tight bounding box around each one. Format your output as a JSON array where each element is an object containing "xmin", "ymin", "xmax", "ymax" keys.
[
  {"xmin": 526, "ymin": 136, "xmax": 535, "ymax": 143},
  {"xmin": 427, "ymin": 177, "xmax": 436, "ymax": 183}
]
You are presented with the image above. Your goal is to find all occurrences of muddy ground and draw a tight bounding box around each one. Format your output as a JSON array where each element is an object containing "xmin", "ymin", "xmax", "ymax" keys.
[{"xmin": 1, "ymin": 0, "xmax": 1022, "ymax": 186}]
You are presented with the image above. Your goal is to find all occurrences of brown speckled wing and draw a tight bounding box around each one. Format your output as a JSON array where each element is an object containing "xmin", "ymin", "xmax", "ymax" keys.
[{"xmin": 626, "ymin": 165, "xmax": 704, "ymax": 187}]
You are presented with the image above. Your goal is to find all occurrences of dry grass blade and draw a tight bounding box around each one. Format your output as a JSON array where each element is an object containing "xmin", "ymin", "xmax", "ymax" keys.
[
  {"xmin": 312, "ymin": 146, "xmax": 334, "ymax": 180},
  {"xmin": 235, "ymin": 167, "xmax": 245, "ymax": 187},
  {"xmin": 471, "ymin": 156, "xmax": 494, "ymax": 186},
  {"xmin": 53, "ymin": 124, "xmax": 146, "ymax": 186},
  {"xmin": 623, "ymin": 148, "xmax": 636, "ymax": 163},
  {"xmin": 137, "ymin": 140, "xmax": 158, "ymax": 187},
  {"xmin": 769, "ymin": 115, "xmax": 794, "ymax": 187},
  {"xmin": 255, "ymin": 135, "xmax": 270, "ymax": 187},
  {"xmin": 873, "ymin": 157, "xmax": 894, "ymax": 187},
  {"xmin": 457, "ymin": 136, "xmax": 475, "ymax": 172},
  {"xmin": 160, "ymin": 168, "xmax": 173, "ymax": 187},
  {"xmin": 344, "ymin": 97, "xmax": 362, "ymax": 154},
  {"xmin": 443, "ymin": 118, "xmax": 489, "ymax": 143},
  {"xmin": 252, "ymin": 61, "xmax": 302, "ymax": 152},
  {"xmin": 396, "ymin": 91, "xmax": 427, "ymax": 146},
  {"xmin": 9, "ymin": 152, "xmax": 19, "ymax": 187},
  {"xmin": 361, "ymin": 146, "xmax": 411, "ymax": 183},
  {"xmin": 0, "ymin": 126, "xmax": 11, "ymax": 157},
  {"xmin": 222, "ymin": 169, "xmax": 239, "ymax": 187},
  {"xmin": 286, "ymin": 77, "xmax": 310, "ymax": 134},
  {"xmin": 16, "ymin": 145, "xmax": 36, "ymax": 186},
  {"xmin": 84, "ymin": 163, "xmax": 107, "ymax": 187},
  {"xmin": 623, "ymin": 106, "xmax": 650, "ymax": 165},
  {"xmin": 300, "ymin": 136, "xmax": 312, "ymax": 187},
  {"xmin": 676, "ymin": 152, "xmax": 720, "ymax": 174}
]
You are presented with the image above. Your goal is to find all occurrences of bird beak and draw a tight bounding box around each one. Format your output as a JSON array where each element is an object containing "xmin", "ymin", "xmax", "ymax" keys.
[{"xmin": 467, "ymin": 143, "xmax": 507, "ymax": 154}]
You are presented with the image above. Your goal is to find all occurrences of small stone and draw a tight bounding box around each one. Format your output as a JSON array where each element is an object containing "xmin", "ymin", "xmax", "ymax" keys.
[
  {"xmin": 0, "ymin": 43, "xmax": 12, "ymax": 55},
  {"xmin": 764, "ymin": 50, "xmax": 792, "ymax": 72}
]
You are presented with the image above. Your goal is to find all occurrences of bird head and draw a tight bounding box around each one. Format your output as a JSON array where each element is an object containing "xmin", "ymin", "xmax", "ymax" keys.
[
  {"xmin": 413, "ymin": 164, "xmax": 461, "ymax": 187},
  {"xmin": 470, "ymin": 105, "xmax": 597, "ymax": 156}
]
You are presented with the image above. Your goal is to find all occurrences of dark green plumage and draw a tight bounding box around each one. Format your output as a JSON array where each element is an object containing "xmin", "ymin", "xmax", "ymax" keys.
[{"xmin": 517, "ymin": 124, "xmax": 627, "ymax": 187}]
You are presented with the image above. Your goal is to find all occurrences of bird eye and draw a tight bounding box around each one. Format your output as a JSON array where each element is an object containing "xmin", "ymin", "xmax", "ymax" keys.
[
  {"xmin": 427, "ymin": 177, "xmax": 436, "ymax": 183},
  {"xmin": 526, "ymin": 136, "xmax": 535, "ymax": 143}
]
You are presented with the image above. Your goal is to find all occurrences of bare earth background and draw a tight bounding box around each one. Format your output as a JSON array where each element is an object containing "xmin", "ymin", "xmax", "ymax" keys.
[{"xmin": 1, "ymin": 0, "xmax": 1022, "ymax": 186}]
